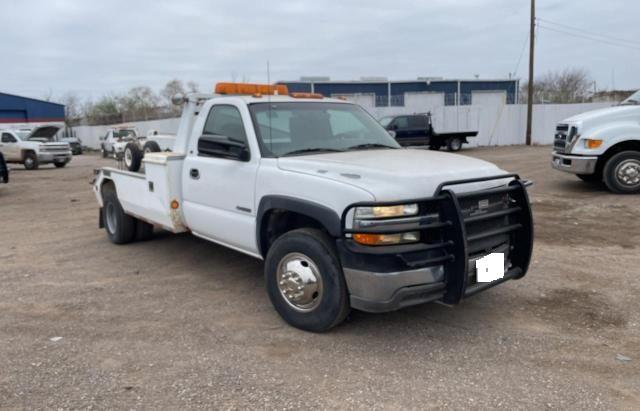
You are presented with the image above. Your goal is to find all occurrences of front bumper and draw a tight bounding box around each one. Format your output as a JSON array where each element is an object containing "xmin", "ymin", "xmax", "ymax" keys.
[
  {"xmin": 338, "ymin": 175, "xmax": 534, "ymax": 313},
  {"xmin": 38, "ymin": 152, "xmax": 72, "ymax": 164},
  {"xmin": 551, "ymin": 152, "xmax": 598, "ymax": 175}
]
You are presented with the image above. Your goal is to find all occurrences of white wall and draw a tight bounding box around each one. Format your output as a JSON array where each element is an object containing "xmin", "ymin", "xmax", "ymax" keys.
[{"xmin": 72, "ymin": 93, "xmax": 612, "ymax": 149}]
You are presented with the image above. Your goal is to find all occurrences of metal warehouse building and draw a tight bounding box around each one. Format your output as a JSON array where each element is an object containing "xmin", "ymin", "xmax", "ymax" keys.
[
  {"xmin": 279, "ymin": 77, "xmax": 519, "ymax": 107},
  {"xmin": 0, "ymin": 92, "xmax": 65, "ymax": 125}
]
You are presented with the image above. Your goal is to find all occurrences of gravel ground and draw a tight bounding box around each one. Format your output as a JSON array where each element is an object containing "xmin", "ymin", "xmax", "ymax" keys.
[{"xmin": 1, "ymin": 146, "xmax": 639, "ymax": 410}]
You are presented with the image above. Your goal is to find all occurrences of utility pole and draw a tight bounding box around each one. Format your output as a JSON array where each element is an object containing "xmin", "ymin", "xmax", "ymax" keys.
[{"xmin": 525, "ymin": 0, "xmax": 535, "ymax": 146}]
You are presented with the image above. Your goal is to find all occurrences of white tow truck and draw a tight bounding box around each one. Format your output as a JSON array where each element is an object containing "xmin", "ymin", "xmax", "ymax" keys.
[
  {"xmin": 93, "ymin": 83, "xmax": 534, "ymax": 331},
  {"xmin": 552, "ymin": 90, "xmax": 640, "ymax": 193}
]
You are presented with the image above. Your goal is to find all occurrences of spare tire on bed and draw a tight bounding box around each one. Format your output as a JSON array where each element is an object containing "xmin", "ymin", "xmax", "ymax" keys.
[
  {"xmin": 143, "ymin": 140, "xmax": 161, "ymax": 154},
  {"xmin": 124, "ymin": 143, "xmax": 143, "ymax": 172}
]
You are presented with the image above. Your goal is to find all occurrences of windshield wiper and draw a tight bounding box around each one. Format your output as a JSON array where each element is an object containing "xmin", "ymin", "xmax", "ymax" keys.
[
  {"xmin": 282, "ymin": 148, "xmax": 345, "ymax": 156},
  {"xmin": 347, "ymin": 143, "xmax": 397, "ymax": 151}
]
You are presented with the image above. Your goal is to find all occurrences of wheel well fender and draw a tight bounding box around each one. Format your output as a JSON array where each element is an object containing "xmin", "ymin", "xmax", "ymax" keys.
[
  {"xmin": 20, "ymin": 149, "xmax": 36, "ymax": 161},
  {"xmin": 597, "ymin": 140, "xmax": 640, "ymax": 173},
  {"xmin": 256, "ymin": 196, "xmax": 342, "ymax": 257}
]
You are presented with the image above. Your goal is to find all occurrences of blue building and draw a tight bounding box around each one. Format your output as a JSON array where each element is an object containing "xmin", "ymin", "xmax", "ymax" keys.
[
  {"xmin": 279, "ymin": 78, "xmax": 519, "ymax": 107},
  {"xmin": 0, "ymin": 92, "xmax": 65, "ymax": 125}
]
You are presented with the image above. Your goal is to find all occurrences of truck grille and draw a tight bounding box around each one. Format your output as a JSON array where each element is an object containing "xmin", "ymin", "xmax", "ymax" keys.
[
  {"xmin": 554, "ymin": 124, "xmax": 577, "ymax": 154},
  {"xmin": 342, "ymin": 175, "xmax": 534, "ymax": 304}
]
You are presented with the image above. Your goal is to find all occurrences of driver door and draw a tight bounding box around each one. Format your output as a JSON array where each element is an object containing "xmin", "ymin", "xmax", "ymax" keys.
[{"xmin": 181, "ymin": 103, "xmax": 261, "ymax": 255}]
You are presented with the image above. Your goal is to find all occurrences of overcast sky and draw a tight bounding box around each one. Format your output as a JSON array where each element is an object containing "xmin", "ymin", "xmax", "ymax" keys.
[{"xmin": 1, "ymin": 0, "xmax": 638, "ymax": 102}]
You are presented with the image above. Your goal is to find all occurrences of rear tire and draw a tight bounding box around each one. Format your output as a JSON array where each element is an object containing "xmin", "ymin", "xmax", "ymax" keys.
[
  {"xmin": 23, "ymin": 152, "xmax": 39, "ymax": 170},
  {"xmin": 447, "ymin": 137, "xmax": 463, "ymax": 152},
  {"xmin": 603, "ymin": 151, "xmax": 640, "ymax": 194},
  {"xmin": 124, "ymin": 143, "xmax": 143, "ymax": 172},
  {"xmin": 264, "ymin": 228, "xmax": 350, "ymax": 332},
  {"xmin": 53, "ymin": 161, "xmax": 67, "ymax": 168},
  {"xmin": 135, "ymin": 219, "xmax": 154, "ymax": 241},
  {"xmin": 102, "ymin": 190, "xmax": 136, "ymax": 244},
  {"xmin": 429, "ymin": 144, "xmax": 441, "ymax": 151},
  {"xmin": 143, "ymin": 141, "xmax": 161, "ymax": 154},
  {"xmin": 101, "ymin": 145, "xmax": 108, "ymax": 158}
]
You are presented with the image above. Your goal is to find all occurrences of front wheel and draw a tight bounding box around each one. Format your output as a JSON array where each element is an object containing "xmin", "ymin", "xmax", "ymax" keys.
[
  {"xmin": 54, "ymin": 161, "xmax": 67, "ymax": 168},
  {"xmin": 264, "ymin": 228, "xmax": 350, "ymax": 332},
  {"xmin": 604, "ymin": 151, "xmax": 640, "ymax": 194},
  {"xmin": 23, "ymin": 152, "xmax": 39, "ymax": 170}
]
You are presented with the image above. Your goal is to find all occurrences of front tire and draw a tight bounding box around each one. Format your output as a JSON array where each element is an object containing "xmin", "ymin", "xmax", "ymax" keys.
[
  {"xmin": 54, "ymin": 161, "xmax": 67, "ymax": 168},
  {"xmin": 23, "ymin": 152, "xmax": 39, "ymax": 170},
  {"xmin": 603, "ymin": 151, "xmax": 640, "ymax": 194},
  {"xmin": 102, "ymin": 189, "xmax": 136, "ymax": 244},
  {"xmin": 265, "ymin": 228, "xmax": 350, "ymax": 332}
]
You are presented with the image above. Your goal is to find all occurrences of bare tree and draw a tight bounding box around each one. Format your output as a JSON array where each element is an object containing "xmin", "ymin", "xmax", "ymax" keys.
[
  {"xmin": 520, "ymin": 68, "xmax": 592, "ymax": 104},
  {"xmin": 186, "ymin": 81, "xmax": 200, "ymax": 93},
  {"xmin": 60, "ymin": 92, "xmax": 82, "ymax": 127},
  {"xmin": 160, "ymin": 79, "xmax": 186, "ymax": 104},
  {"xmin": 120, "ymin": 86, "xmax": 160, "ymax": 121}
]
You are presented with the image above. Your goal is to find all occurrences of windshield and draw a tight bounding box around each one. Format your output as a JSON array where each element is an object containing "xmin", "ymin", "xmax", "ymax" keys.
[
  {"xmin": 14, "ymin": 131, "xmax": 29, "ymax": 140},
  {"xmin": 114, "ymin": 129, "xmax": 137, "ymax": 139},
  {"xmin": 249, "ymin": 102, "xmax": 400, "ymax": 157},
  {"xmin": 378, "ymin": 116, "xmax": 394, "ymax": 127},
  {"xmin": 621, "ymin": 90, "xmax": 640, "ymax": 105}
]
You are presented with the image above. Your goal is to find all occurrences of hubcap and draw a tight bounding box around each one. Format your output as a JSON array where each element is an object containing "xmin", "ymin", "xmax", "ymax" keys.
[
  {"xmin": 451, "ymin": 140, "xmax": 461, "ymax": 150},
  {"xmin": 124, "ymin": 148, "xmax": 132, "ymax": 167},
  {"xmin": 615, "ymin": 159, "xmax": 640, "ymax": 187},
  {"xmin": 25, "ymin": 157, "xmax": 34, "ymax": 167},
  {"xmin": 276, "ymin": 253, "xmax": 323, "ymax": 312},
  {"xmin": 105, "ymin": 203, "xmax": 117, "ymax": 234}
]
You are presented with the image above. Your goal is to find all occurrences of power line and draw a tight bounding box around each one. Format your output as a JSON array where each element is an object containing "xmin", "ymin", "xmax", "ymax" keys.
[
  {"xmin": 537, "ymin": 17, "xmax": 640, "ymax": 47},
  {"xmin": 537, "ymin": 24, "xmax": 640, "ymax": 51},
  {"xmin": 512, "ymin": 32, "xmax": 529, "ymax": 76}
]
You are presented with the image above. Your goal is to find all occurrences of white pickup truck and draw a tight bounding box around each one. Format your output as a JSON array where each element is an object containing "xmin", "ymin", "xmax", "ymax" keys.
[
  {"xmin": 0, "ymin": 125, "xmax": 72, "ymax": 169},
  {"xmin": 552, "ymin": 90, "xmax": 640, "ymax": 193},
  {"xmin": 93, "ymin": 83, "xmax": 534, "ymax": 331}
]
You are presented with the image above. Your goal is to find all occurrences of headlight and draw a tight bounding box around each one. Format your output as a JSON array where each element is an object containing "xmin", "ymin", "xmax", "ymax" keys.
[{"xmin": 354, "ymin": 204, "xmax": 418, "ymax": 219}]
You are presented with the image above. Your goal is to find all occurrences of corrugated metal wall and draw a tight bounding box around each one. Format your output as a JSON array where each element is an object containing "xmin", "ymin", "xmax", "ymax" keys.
[{"xmin": 0, "ymin": 93, "xmax": 65, "ymax": 124}]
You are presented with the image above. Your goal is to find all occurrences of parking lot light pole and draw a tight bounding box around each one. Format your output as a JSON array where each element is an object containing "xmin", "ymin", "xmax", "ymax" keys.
[{"xmin": 526, "ymin": 0, "xmax": 535, "ymax": 146}]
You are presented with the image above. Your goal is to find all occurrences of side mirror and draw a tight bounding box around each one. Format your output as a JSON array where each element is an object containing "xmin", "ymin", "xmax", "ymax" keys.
[
  {"xmin": 387, "ymin": 130, "xmax": 397, "ymax": 138},
  {"xmin": 198, "ymin": 134, "xmax": 250, "ymax": 161}
]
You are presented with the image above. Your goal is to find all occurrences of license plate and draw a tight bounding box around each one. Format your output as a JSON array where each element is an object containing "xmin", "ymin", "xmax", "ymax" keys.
[{"xmin": 475, "ymin": 253, "xmax": 505, "ymax": 283}]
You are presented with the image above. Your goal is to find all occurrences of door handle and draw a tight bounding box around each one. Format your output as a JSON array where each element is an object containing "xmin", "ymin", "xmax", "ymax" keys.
[{"xmin": 190, "ymin": 168, "xmax": 200, "ymax": 179}]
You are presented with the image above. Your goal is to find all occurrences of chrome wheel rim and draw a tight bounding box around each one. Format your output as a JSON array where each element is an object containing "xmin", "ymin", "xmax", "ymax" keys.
[
  {"xmin": 25, "ymin": 157, "xmax": 34, "ymax": 167},
  {"xmin": 615, "ymin": 159, "xmax": 640, "ymax": 188},
  {"xmin": 451, "ymin": 139, "xmax": 461, "ymax": 150},
  {"xmin": 276, "ymin": 252, "xmax": 323, "ymax": 312},
  {"xmin": 105, "ymin": 202, "xmax": 117, "ymax": 234},
  {"xmin": 144, "ymin": 147, "xmax": 152, "ymax": 154}
]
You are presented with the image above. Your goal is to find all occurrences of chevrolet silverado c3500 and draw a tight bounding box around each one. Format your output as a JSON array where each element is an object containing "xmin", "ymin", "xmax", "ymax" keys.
[
  {"xmin": 0, "ymin": 125, "xmax": 72, "ymax": 170},
  {"xmin": 552, "ymin": 90, "xmax": 640, "ymax": 193},
  {"xmin": 93, "ymin": 83, "xmax": 534, "ymax": 331}
]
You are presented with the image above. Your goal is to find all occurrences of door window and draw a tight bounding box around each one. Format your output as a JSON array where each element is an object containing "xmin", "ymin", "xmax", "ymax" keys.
[
  {"xmin": 203, "ymin": 105, "xmax": 248, "ymax": 144},
  {"xmin": 408, "ymin": 115, "xmax": 427, "ymax": 129},
  {"xmin": 1, "ymin": 133, "xmax": 16, "ymax": 143},
  {"xmin": 391, "ymin": 116, "xmax": 409, "ymax": 129}
]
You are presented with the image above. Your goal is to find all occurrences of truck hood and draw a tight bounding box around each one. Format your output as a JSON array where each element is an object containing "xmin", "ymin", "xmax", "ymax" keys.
[
  {"xmin": 27, "ymin": 125, "xmax": 62, "ymax": 142},
  {"xmin": 563, "ymin": 105, "xmax": 640, "ymax": 129},
  {"xmin": 277, "ymin": 149, "xmax": 508, "ymax": 201}
]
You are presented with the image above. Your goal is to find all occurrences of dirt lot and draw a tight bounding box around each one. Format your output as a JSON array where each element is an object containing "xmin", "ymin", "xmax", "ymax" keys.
[{"xmin": 1, "ymin": 146, "xmax": 639, "ymax": 409}]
